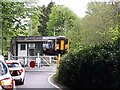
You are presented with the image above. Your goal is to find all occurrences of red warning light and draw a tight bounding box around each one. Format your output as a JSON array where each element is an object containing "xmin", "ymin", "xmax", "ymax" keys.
[{"xmin": 30, "ymin": 61, "xmax": 35, "ymax": 68}]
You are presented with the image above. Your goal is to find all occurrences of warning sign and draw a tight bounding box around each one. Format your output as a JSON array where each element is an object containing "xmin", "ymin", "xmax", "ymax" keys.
[{"xmin": 30, "ymin": 61, "xmax": 35, "ymax": 68}]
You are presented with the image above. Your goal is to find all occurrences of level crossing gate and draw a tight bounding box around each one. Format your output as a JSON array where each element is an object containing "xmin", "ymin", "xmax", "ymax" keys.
[{"xmin": 10, "ymin": 55, "xmax": 58, "ymax": 72}]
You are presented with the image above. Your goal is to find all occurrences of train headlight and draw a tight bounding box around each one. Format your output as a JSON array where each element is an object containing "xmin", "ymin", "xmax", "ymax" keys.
[{"xmin": 56, "ymin": 47, "xmax": 59, "ymax": 49}]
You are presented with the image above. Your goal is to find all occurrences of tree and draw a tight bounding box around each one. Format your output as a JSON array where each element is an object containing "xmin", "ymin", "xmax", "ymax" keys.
[
  {"xmin": 47, "ymin": 5, "xmax": 77, "ymax": 36},
  {"xmin": 38, "ymin": 2, "xmax": 55, "ymax": 36},
  {"xmin": 1, "ymin": 2, "xmax": 28, "ymax": 54},
  {"xmin": 26, "ymin": 5, "xmax": 42, "ymax": 36},
  {"xmin": 80, "ymin": 2, "xmax": 118, "ymax": 47}
]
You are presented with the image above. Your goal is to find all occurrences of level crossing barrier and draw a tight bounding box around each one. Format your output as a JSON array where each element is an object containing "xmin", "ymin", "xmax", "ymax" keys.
[{"xmin": 10, "ymin": 55, "xmax": 58, "ymax": 72}]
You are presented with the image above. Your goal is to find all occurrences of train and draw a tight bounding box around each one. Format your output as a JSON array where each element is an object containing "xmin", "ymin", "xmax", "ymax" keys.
[
  {"xmin": 43, "ymin": 36, "xmax": 69, "ymax": 55},
  {"xmin": 9, "ymin": 36, "xmax": 69, "ymax": 56}
]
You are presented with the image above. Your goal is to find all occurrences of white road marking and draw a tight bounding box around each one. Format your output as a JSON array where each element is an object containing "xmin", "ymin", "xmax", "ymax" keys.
[
  {"xmin": 48, "ymin": 72, "xmax": 56, "ymax": 75},
  {"xmin": 48, "ymin": 74, "xmax": 62, "ymax": 90}
]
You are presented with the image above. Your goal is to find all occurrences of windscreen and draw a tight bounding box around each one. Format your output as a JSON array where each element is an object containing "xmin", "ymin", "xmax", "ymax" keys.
[{"xmin": 7, "ymin": 62, "xmax": 20, "ymax": 68}]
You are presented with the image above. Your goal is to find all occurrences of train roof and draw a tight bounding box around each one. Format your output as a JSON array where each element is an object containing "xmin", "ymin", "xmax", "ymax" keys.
[
  {"xmin": 42, "ymin": 36, "xmax": 67, "ymax": 40},
  {"xmin": 11, "ymin": 36, "xmax": 67, "ymax": 43},
  {"xmin": 43, "ymin": 36, "xmax": 57, "ymax": 40}
]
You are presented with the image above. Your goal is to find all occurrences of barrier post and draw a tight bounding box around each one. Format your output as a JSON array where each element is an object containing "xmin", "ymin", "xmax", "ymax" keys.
[
  {"xmin": 58, "ymin": 54, "xmax": 60, "ymax": 67},
  {"xmin": 49, "ymin": 56, "xmax": 52, "ymax": 64},
  {"xmin": 36, "ymin": 53, "xmax": 41, "ymax": 67}
]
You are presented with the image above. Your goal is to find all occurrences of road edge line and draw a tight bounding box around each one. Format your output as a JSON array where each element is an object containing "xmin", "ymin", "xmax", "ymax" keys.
[{"xmin": 48, "ymin": 74, "xmax": 61, "ymax": 90}]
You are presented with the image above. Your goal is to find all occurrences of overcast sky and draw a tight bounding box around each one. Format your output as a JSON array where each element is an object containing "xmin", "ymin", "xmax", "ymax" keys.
[
  {"xmin": 37, "ymin": 0, "xmax": 112, "ymax": 18},
  {"xmin": 4, "ymin": 0, "xmax": 115, "ymax": 17},
  {"xmin": 37, "ymin": 0, "xmax": 90, "ymax": 18}
]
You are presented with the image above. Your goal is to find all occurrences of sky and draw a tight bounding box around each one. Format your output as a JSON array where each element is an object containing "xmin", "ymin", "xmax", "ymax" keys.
[
  {"xmin": 55, "ymin": 0, "xmax": 90, "ymax": 18},
  {"xmin": 37, "ymin": 0, "xmax": 90, "ymax": 18},
  {"xmin": 37, "ymin": 0, "xmax": 111, "ymax": 18},
  {"xmin": 3, "ymin": 0, "xmax": 115, "ymax": 17}
]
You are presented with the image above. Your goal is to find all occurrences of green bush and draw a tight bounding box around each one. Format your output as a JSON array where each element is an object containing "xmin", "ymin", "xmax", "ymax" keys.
[{"xmin": 57, "ymin": 38, "xmax": 120, "ymax": 88}]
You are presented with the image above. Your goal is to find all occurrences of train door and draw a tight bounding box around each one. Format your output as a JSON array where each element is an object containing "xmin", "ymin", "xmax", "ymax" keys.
[{"xmin": 60, "ymin": 39, "xmax": 65, "ymax": 51}]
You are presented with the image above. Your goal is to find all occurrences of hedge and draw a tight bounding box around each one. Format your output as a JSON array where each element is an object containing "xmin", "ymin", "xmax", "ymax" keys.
[{"xmin": 57, "ymin": 38, "xmax": 120, "ymax": 88}]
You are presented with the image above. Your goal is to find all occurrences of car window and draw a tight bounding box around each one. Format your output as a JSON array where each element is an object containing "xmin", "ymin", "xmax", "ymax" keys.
[
  {"xmin": 7, "ymin": 63, "xmax": 20, "ymax": 68},
  {"xmin": 0, "ymin": 61, "xmax": 7, "ymax": 75}
]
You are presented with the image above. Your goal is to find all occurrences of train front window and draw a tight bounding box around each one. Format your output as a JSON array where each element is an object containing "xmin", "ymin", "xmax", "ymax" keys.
[{"xmin": 56, "ymin": 39, "xmax": 60, "ymax": 44}]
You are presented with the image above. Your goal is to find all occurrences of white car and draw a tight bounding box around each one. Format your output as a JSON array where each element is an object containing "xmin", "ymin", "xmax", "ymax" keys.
[
  {"xmin": 6, "ymin": 60, "xmax": 25, "ymax": 85},
  {"xmin": 0, "ymin": 55, "xmax": 16, "ymax": 89}
]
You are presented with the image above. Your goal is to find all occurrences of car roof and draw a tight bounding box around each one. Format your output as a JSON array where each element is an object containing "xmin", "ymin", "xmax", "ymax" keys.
[{"xmin": 6, "ymin": 60, "xmax": 20, "ymax": 63}]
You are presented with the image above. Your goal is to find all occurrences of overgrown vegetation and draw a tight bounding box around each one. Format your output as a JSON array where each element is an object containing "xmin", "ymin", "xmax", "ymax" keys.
[
  {"xmin": 56, "ymin": 1, "xmax": 120, "ymax": 89},
  {"xmin": 68, "ymin": 2, "xmax": 119, "ymax": 52},
  {"xmin": 57, "ymin": 37, "xmax": 120, "ymax": 88}
]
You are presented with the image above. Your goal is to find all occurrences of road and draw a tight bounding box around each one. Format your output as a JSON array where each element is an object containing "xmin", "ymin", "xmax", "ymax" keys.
[{"xmin": 16, "ymin": 71, "xmax": 58, "ymax": 89}]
